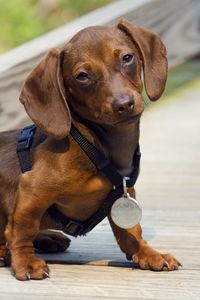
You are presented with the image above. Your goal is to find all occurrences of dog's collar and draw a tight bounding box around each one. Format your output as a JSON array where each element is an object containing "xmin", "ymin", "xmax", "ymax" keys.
[{"xmin": 16, "ymin": 124, "xmax": 141, "ymax": 237}]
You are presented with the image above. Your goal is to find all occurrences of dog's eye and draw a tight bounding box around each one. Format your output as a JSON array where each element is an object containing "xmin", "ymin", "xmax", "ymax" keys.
[
  {"xmin": 122, "ymin": 54, "xmax": 134, "ymax": 64},
  {"xmin": 75, "ymin": 72, "xmax": 89, "ymax": 82}
]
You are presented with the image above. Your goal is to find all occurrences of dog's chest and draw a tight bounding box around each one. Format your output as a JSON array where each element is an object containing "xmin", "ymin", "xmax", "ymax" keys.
[
  {"xmin": 52, "ymin": 140, "xmax": 112, "ymax": 220},
  {"xmin": 56, "ymin": 173, "xmax": 112, "ymax": 221}
]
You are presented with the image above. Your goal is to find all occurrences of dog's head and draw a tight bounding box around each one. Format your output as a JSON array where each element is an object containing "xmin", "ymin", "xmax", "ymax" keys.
[{"xmin": 20, "ymin": 19, "xmax": 167, "ymax": 139}]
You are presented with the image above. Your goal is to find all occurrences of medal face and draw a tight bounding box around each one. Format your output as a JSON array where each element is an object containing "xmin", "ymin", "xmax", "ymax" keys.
[{"xmin": 111, "ymin": 196, "xmax": 142, "ymax": 229}]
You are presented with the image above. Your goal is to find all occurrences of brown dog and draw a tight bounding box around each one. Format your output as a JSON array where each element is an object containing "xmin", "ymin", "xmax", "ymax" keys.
[{"xmin": 0, "ymin": 19, "xmax": 181, "ymax": 280}]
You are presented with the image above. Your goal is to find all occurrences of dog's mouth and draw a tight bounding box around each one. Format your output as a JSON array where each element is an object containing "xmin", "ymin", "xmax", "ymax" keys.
[
  {"xmin": 94, "ymin": 111, "xmax": 142, "ymax": 126},
  {"xmin": 114, "ymin": 113, "xmax": 142, "ymax": 125}
]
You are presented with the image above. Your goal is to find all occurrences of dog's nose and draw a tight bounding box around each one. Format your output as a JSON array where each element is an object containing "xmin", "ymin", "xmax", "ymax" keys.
[{"xmin": 113, "ymin": 95, "xmax": 134, "ymax": 114}]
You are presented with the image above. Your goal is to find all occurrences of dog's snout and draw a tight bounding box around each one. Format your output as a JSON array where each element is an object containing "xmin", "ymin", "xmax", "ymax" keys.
[{"xmin": 113, "ymin": 95, "xmax": 134, "ymax": 114}]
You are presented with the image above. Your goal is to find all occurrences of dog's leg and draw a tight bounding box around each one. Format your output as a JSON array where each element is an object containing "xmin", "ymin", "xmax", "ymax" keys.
[
  {"xmin": 108, "ymin": 188, "xmax": 181, "ymax": 271},
  {"xmin": 5, "ymin": 175, "xmax": 51, "ymax": 280},
  {"xmin": 34, "ymin": 230, "xmax": 71, "ymax": 253}
]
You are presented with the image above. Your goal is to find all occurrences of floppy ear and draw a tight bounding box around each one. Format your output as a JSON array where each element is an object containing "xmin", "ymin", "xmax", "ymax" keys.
[
  {"xmin": 118, "ymin": 19, "xmax": 168, "ymax": 101},
  {"xmin": 19, "ymin": 48, "xmax": 71, "ymax": 139}
]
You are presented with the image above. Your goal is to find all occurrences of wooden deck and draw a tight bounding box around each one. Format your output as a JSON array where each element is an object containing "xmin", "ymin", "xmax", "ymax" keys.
[{"xmin": 0, "ymin": 71, "xmax": 200, "ymax": 299}]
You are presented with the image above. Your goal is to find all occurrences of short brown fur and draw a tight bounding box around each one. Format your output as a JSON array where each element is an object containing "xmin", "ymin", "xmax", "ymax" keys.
[{"xmin": 0, "ymin": 19, "xmax": 180, "ymax": 280}]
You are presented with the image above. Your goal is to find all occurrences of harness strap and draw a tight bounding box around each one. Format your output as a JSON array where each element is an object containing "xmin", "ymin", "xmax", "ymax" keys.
[
  {"xmin": 70, "ymin": 124, "xmax": 141, "ymax": 188},
  {"xmin": 16, "ymin": 125, "xmax": 36, "ymax": 172},
  {"xmin": 16, "ymin": 124, "xmax": 141, "ymax": 237},
  {"xmin": 70, "ymin": 125, "xmax": 123, "ymax": 187},
  {"xmin": 47, "ymin": 186, "xmax": 124, "ymax": 236}
]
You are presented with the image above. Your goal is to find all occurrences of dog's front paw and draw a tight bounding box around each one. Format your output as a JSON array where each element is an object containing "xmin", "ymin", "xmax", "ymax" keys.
[
  {"xmin": 12, "ymin": 256, "xmax": 49, "ymax": 281},
  {"xmin": 132, "ymin": 245, "xmax": 182, "ymax": 271}
]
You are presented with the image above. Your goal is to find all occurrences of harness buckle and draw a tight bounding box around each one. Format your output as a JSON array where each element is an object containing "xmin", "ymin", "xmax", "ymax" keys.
[
  {"xmin": 63, "ymin": 220, "xmax": 85, "ymax": 237},
  {"xmin": 16, "ymin": 125, "xmax": 36, "ymax": 152}
]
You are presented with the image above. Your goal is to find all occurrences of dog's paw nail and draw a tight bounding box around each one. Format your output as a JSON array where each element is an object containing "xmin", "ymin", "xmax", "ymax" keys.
[
  {"xmin": 178, "ymin": 261, "xmax": 182, "ymax": 267},
  {"xmin": 43, "ymin": 271, "xmax": 50, "ymax": 278},
  {"xmin": 25, "ymin": 272, "xmax": 31, "ymax": 280},
  {"xmin": 163, "ymin": 260, "xmax": 169, "ymax": 269}
]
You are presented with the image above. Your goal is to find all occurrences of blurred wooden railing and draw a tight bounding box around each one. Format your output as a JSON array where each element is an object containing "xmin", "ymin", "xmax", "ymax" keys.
[{"xmin": 0, "ymin": 0, "xmax": 199, "ymax": 131}]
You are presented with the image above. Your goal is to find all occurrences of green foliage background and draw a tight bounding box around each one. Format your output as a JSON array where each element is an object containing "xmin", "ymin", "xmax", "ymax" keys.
[{"xmin": 0, "ymin": 0, "xmax": 112, "ymax": 54}]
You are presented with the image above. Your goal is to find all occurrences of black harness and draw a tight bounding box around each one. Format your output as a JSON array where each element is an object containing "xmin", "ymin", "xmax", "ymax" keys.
[{"xmin": 16, "ymin": 124, "xmax": 141, "ymax": 237}]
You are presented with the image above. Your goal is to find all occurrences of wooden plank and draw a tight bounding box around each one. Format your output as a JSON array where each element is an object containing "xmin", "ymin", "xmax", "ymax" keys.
[
  {"xmin": 136, "ymin": 78, "xmax": 200, "ymax": 210},
  {"xmin": 0, "ymin": 267, "xmax": 200, "ymax": 300}
]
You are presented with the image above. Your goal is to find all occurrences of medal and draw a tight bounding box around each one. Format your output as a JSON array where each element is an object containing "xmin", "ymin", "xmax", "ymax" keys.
[{"xmin": 111, "ymin": 177, "xmax": 142, "ymax": 229}]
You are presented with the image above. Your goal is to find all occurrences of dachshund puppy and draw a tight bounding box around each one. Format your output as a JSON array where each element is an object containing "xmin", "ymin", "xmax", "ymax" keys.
[{"xmin": 0, "ymin": 19, "xmax": 181, "ymax": 280}]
